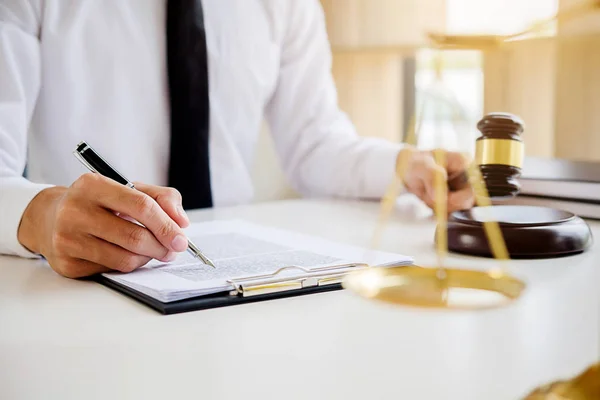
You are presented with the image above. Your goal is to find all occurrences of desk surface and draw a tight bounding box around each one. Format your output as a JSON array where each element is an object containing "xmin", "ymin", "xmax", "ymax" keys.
[{"xmin": 1, "ymin": 197, "xmax": 598, "ymax": 400}]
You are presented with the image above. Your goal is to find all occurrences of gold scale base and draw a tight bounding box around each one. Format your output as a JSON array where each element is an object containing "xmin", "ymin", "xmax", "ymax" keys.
[{"xmin": 343, "ymin": 266, "xmax": 525, "ymax": 310}]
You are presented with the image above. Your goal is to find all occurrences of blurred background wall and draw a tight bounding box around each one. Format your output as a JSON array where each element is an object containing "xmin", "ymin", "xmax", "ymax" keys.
[{"xmin": 252, "ymin": 0, "xmax": 600, "ymax": 202}]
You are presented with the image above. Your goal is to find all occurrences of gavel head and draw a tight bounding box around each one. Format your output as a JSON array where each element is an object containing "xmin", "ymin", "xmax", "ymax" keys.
[{"xmin": 475, "ymin": 112, "xmax": 525, "ymax": 199}]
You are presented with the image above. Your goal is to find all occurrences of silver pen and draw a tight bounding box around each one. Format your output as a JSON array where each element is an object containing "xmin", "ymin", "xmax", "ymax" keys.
[{"xmin": 73, "ymin": 141, "xmax": 216, "ymax": 268}]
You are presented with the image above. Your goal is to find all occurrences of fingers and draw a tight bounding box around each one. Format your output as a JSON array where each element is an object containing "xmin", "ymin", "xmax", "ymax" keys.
[
  {"xmin": 422, "ymin": 165, "xmax": 447, "ymax": 208},
  {"xmin": 404, "ymin": 150, "xmax": 474, "ymax": 213},
  {"xmin": 74, "ymin": 174, "xmax": 188, "ymax": 253},
  {"xmin": 135, "ymin": 182, "xmax": 190, "ymax": 228},
  {"xmin": 445, "ymin": 152, "xmax": 475, "ymax": 212},
  {"xmin": 82, "ymin": 236, "xmax": 152, "ymax": 273},
  {"xmin": 83, "ymin": 207, "xmax": 176, "ymax": 262},
  {"xmin": 56, "ymin": 233, "xmax": 152, "ymax": 274},
  {"xmin": 446, "ymin": 151, "xmax": 472, "ymax": 175},
  {"xmin": 448, "ymin": 187, "xmax": 475, "ymax": 212},
  {"xmin": 41, "ymin": 173, "xmax": 188, "ymax": 279},
  {"xmin": 405, "ymin": 179, "xmax": 427, "ymax": 205},
  {"xmin": 407, "ymin": 153, "xmax": 447, "ymax": 206}
]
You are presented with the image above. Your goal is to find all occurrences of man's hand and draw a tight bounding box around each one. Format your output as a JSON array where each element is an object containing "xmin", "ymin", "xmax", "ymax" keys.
[
  {"xmin": 397, "ymin": 147, "xmax": 475, "ymax": 213},
  {"xmin": 17, "ymin": 173, "xmax": 191, "ymax": 279}
]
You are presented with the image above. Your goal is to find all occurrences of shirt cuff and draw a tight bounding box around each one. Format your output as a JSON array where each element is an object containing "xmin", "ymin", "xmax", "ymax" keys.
[
  {"xmin": 0, "ymin": 177, "xmax": 53, "ymax": 258},
  {"xmin": 359, "ymin": 140, "xmax": 406, "ymax": 199}
]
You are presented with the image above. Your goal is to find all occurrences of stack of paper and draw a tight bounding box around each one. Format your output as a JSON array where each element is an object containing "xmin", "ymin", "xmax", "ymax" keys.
[{"xmin": 102, "ymin": 220, "xmax": 413, "ymax": 303}]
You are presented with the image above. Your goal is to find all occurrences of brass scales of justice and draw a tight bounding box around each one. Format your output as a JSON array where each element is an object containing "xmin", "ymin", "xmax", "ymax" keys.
[{"xmin": 340, "ymin": 1, "xmax": 600, "ymax": 398}]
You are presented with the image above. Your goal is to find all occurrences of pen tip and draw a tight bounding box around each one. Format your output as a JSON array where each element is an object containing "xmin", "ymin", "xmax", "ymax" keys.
[{"xmin": 195, "ymin": 252, "xmax": 215, "ymax": 268}]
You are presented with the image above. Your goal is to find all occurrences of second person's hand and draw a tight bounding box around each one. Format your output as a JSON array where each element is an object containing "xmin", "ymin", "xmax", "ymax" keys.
[{"xmin": 397, "ymin": 147, "xmax": 475, "ymax": 213}]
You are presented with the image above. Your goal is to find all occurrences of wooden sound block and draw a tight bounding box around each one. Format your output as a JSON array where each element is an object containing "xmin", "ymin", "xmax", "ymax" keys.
[{"xmin": 445, "ymin": 205, "xmax": 593, "ymax": 259}]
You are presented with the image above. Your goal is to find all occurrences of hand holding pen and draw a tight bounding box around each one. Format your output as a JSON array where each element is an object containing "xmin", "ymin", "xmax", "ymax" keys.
[
  {"xmin": 73, "ymin": 141, "xmax": 215, "ymax": 267},
  {"xmin": 16, "ymin": 141, "xmax": 214, "ymax": 280}
]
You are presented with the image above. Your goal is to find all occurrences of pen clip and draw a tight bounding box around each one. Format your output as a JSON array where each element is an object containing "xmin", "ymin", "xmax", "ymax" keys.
[{"xmin": 73, "ymin": 150, "xmax": 99, "ymax": 174}]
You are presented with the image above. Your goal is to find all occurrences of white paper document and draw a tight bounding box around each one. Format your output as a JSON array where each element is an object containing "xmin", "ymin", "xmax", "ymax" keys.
[{"xmin": 102, "ymin": 220, "xmax": 413, "ymax": 303}]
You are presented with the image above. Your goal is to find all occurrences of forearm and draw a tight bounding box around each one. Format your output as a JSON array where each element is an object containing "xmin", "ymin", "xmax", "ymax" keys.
[
  {"xmin": 265, "ymin": 0, "xmax": 412, "ymax": 200},
  {"xmin": 289, "ymin": 132, "xmax": 406, "ymax": 200}
]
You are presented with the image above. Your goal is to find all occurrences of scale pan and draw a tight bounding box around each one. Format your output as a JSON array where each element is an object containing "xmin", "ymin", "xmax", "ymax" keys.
[{"xmin": 343, "ymin": 266, "xmax": 526, "ymax": 310}]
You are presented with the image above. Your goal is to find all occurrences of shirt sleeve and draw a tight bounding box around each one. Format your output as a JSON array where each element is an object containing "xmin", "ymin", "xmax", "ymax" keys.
[
  {"xmin": 0, "ymin": 0, "xmax": 53, "ymax": 258},
  {"xmin": 265, "ymin": 0, "xmax": 405, "ymax": 200}
]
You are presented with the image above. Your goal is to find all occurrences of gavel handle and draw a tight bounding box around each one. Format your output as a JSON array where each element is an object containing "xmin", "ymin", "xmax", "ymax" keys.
[{"xmin": 447, "ymin": 170, "xmax": 470, "ymax": 192}]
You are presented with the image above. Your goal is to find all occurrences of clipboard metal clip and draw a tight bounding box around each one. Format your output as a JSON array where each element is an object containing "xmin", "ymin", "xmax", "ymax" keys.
[{"xmin": 227, "ymin": 263, "xmax": 369, "ymax": 297}]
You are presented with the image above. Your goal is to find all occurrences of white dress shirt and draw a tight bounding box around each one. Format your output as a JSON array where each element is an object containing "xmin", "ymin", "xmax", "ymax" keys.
[{"xmin": 0, "ymin": 0, "xmax": 403, "ymax": 258}]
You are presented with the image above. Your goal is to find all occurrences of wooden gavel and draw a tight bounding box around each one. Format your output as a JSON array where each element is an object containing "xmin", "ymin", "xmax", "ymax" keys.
[{"xmin": 448, "ymin": 112, "xmax": 525, "ymax": 199}]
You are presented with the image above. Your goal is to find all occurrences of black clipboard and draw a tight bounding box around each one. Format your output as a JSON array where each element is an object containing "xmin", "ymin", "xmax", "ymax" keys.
[
  {"xmin": 93, "ymin": 263, "xmax": 370, "ymax": 315},
  {"xmin": 95, "ymin": 275, "xmax": 343, "ymax": 315}
]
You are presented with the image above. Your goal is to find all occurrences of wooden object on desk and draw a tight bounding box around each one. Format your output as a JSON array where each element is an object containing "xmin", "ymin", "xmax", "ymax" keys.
[
  {"xmin": 446, "ymin": 113, "xmax": 593, "ymax": 259},
  {"xmin": 475, "ymin": 113, "xmax": 525, "ymax": 199},
  {"xmin": 447, "ymin": 206, "xmax": 593, "ymax": 258}
]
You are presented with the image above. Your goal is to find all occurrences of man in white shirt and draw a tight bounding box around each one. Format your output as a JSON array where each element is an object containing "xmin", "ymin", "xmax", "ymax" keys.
[{"xmin": 0, "ymin": 0, "xmax": 474, "ymax": 278}]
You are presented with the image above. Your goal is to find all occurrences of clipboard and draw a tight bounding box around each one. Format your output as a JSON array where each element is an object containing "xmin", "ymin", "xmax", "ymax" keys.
[{"xmin": 94, "ymin": 262, "xmax": 376, "ymax": 315}]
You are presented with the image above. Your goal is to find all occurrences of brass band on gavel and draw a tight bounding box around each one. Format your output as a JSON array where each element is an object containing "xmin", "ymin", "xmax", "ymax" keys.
[{"xmin": 475, "ymin": 113, "xmax": 525, "ymax": 199}]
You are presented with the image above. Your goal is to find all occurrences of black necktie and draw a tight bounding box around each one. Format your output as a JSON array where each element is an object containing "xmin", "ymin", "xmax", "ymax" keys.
[{"xmin": 166, "ymin": 0, "xmax": 213, "ymax": 210}]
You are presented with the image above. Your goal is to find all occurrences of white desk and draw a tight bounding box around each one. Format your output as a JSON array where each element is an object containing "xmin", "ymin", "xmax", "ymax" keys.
[{"xmin": 1, "ymin": 198, "xmax": 598, "ymax": 400}]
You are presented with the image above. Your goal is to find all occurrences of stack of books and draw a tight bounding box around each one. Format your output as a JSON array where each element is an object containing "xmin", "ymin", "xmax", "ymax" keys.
[{"xmin": 504, "ymin": 157, "xmax": 600, "ymax": 220}]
